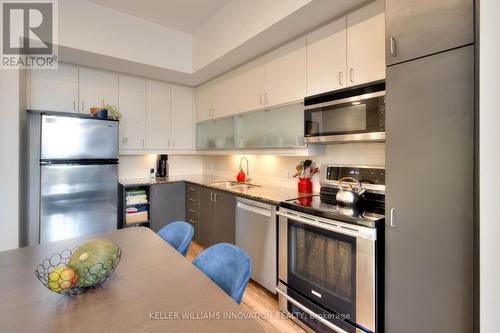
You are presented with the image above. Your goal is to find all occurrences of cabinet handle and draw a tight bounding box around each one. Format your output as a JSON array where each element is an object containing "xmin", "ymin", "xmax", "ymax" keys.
[
  {"xmin": 142, "ymin": 139, "xmax": 145, "ymax": 147},
  {"xmin": 214, "ymin": 193, "xmax": 218, "ymax": 203},
  {"xmin": 390, "ymin": 208, "xmax": 396, "ymax": 227},
  {"xmin": 172, "ymin": 139, "xmax": 175, "ymax": 147},
  {"xmin": 102, "ymin": 99, "xmax": 105, "ymax": 107},
  {"xmin": 349, "ymin": 68, "xmax": 354, "ymax": 83},
  {"xmin": 167, "ymin": 139, "xmax": 170, "ymax": 147},
  {"xmin": 189, "ymin": 198, "xmax": 196, "ymax": 202},
  {"xmin": 264, "ymin": 93, "xmax": 268, "ymax": 104},
  {"xmin": 338, "ymin": 71, "xmax": 343, "ymax": 86},
  {"xmin": 73, "ymin": 100, "xmax": 76, "ymax": 110},
  {"xmin": 259, "ymin": 94, "xmax": 263, "ymax": 105},
  {"xmin": 189, "ymin": 187, "xmax": 196, "ymax": 192},
  {"xmin": 390, "ymin": 36, "xmax": 397, "ymax": 57},
  {"xmin": 188, "ymin": 219, "xmax": 196, "ymax": 223},
  {"xmin": 189, "ymin": 208, "xmax": 196, "ymax": 213},
  {"xmin": 210, "ymin": 192, "xmax": 214, "ymax": 202},
  {"xmin": 81, "ymin": 101, "xmax": 84, "ymax": 112}
]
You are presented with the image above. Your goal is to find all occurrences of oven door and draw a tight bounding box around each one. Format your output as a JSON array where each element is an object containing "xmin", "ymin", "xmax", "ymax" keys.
[
  {"xmin": 277, "ymin": 208, "xmax": 376, "ymax": 332},
  {"xmin": 304, "ymin": 83, "xmax": 385, "ymax": 144}
]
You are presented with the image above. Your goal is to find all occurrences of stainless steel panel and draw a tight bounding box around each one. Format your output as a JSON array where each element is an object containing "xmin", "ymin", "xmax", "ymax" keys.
[
  {"xmin": 277, "ymin": 208, "xmax": 376, "ymax": 331},
  {"xmin": 356, "ymin": 237, "xmax": 376, "ymax": 331},
  {"xmin": 40, "ymin": 164, "xmax": 118, "ymax": 243},
  {"xmin": 385, "ymin": 46, "xmax": 474, "ymax": 332},
  {"xmin": 278, "ymin": 212, "xmax": 288, "ymax": 283},
  {"xmin": 304, "ymin": 91, "xmax": 385, "ymax": 110},
  {"xmin": 236, "ymin": 198, "xmax": 277, "ymax": 293},
  {"xmin": 386, "ymin": 0, "xmax": 474, "ymax": 65},
  {"xmin": 41, "ymin": 115, "xmax": 118, "ymax": 160},
  {"xmin": 304, "ymin": 131, "xmax": 385, "ymax": 144}
]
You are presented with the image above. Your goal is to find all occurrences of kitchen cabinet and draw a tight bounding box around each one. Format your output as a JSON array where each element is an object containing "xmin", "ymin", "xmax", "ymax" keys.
[
  {"xmin": 385, "ymin": 46, "xmax": 473, "ymax": 333},
  {"xmin": 150, "ymin": 183, "xmax": 186, "ymax": 232},
  {"xmin": 213, "ymin": 73, "xmax": 236, "ymax": 119},
  {"xmin": 119, "ymin": 74, "xmax": 146, "ymax": 150},
  {"xmin": 171, "ymin": 85, "xmax": 194, "ymax": 149},
  {"xmin": 264, "ymin": 37, "xmax": 307, "ymax": 107},
  {"xmin": 386, "ymin": 0, "xmax": 473, "ymax": 66},
  {"xmin": 196, "ymin": 117, "xmax": 235, "ymax": 149},
  {"xmin": 185, "ymin": 184, "xmax": 200, "ymax": 242},
  {"xmin": 234, "ymin": 57, "xmax": 266, "ymax": 114},
  {"xmin": 27, "ymin": 63, "xmax": 79, "ymax": 113},
  {"xmin": 346, "ymin": 0, "xmax": 385, "ymax": 86},
  {"xmin": 146, "ymin": 80, "xmax": 171, "ymax": 149},
  {"xmin": 195, "ymin": 80, "xmax": 214, "ymax": 122},
  {"xmin": 235, "ymin": 102, "xmax": 304, "ymax": 148},
  {"xmin": 199, "ymin": 188, "xmax": 235, "ymax": 247},
  {"xmin": 306, "ymin": 18, "xmax": 347, "ymax": 96},
  {"xmin": 78, "ymin": 67, "xmax": 118, "ymax": 114}
]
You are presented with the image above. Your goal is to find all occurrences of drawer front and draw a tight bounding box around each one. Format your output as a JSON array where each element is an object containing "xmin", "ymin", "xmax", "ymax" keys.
[
  {"xmin": 186, "ymin": 198, "xmax": 199, "ymax": 212},
  {"xmin": 186, "ymin": 184, "xmax": 200, "ymax": 197},
  {"xmin": 186, "ymin": 210, "xmax": 199, "ymax": 224}
]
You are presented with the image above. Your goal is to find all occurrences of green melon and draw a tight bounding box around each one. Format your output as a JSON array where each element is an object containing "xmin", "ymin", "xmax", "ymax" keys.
[{"xmin": 68, "ymin": 239, "xmax": 119, "ymax": 287}]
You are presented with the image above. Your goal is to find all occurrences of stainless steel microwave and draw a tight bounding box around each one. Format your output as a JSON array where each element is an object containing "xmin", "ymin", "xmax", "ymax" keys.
[{"xmin": 304, "ymin": 81, "xmax": 385, "ymax": 144}]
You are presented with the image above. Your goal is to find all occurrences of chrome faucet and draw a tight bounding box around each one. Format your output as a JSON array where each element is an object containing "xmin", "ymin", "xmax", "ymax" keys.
[{"xmin": 239, "ymin": 157, "xmax": 251, "ymax": 182}]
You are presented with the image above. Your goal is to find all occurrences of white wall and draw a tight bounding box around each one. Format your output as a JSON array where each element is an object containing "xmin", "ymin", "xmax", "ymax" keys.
[
  {"xmin": 192, "ymin": 0, "xmax": 311, "ymax": 71},
  {"xmin": 59, "ymin": 0, "xmax": 193, "ymax": 73},
  {"xmin": 202, "ymin": 143, "xmax": 385, "ymax": 190},
  {"xmin": 0, "ymin": 71, "xmax": 21, "ymax": 251},
  {"xmin": 119, "ymin": 154, "xmax": 203, "ymax": 179},
  {"xmin": 480, "ymin": 1, "xmax": 500, "ymax": 331}
]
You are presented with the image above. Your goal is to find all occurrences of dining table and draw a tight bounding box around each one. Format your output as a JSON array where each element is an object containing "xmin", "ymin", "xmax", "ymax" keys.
[{"xmin": 0, "ymin": 227, "xmax": 264, "ymax": 332}]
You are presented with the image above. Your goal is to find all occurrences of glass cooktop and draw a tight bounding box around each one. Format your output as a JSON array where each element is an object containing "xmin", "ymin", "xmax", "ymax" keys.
[{"xmin": 280, "ymin": 193, "xmax": 385, "ymax": 228}]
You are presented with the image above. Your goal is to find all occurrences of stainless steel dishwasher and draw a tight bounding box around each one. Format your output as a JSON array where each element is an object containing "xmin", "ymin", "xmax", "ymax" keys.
[{"xmin": 236, "ymin": 197, "xmax": 277, "ymax": 294}]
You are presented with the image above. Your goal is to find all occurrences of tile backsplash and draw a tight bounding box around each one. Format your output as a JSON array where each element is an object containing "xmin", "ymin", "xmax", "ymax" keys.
[
  {"xmin": 119, "ymin": 154, "xmax": 203, "ymax": 179},
  {"xmin": 202, "ymin": 143, "xmax": 385, "ymax": 190}
]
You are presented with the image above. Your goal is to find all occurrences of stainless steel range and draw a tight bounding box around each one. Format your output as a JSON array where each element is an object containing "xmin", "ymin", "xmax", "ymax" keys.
[{"xmin": 277, "ymin": 165, "xmax": 385, "ymax": 333}]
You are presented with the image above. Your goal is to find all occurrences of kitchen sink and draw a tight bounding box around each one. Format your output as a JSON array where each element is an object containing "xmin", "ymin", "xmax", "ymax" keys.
[{"xmin": 210, "ymin": 181, "xmax": 261, "ymax": 190}]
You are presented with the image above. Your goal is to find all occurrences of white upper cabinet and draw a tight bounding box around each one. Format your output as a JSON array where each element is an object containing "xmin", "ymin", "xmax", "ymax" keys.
[
  {"xmin": 195, "ymin": 80, "xmax": 214, "ymax": 122},
  {"xmin": 146, "ymin": 80, "xmax": 171, "ymax": 150},
  {"xmin": 79, "ymin": 67, "xmax": 118, "ymax": 114},
  {"xmin": 264, "ymin": 37, "xmax": 307, "ymax": 107},
  {"xmin": 307, "ymin": 18, "xmax": 347, "ymax": 96},
  {"xmin": 346, "ymin": 0, "xmax": 385, "ymax": 86},
  {"xmin": 213, "ymin": 72, "xmax": 236, "ymax": 119},
  {"xmin": 171, "ymin": 85, "xmax": 194, "ymax": 149},
  {"xmin": 27, "ymin": 63, "xmax": 79, "ymax": 113},
  {"xmin": 234, "ymin": 57, "xmax": 266, "ymax": 114},
  {"xmin": 118, "ymin": 74, "xmax": 146, "ymax": 150}
]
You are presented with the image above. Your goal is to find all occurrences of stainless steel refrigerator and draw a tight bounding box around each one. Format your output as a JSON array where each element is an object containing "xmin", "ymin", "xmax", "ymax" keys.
[{"xmin": 27, "ymin": 112, "xmax": 119, "ymax": 245}]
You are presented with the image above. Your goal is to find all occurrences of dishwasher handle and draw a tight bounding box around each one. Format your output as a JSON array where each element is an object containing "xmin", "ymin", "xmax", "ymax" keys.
[{"xmin": 237, "ymin": 200, "xmax": 272, "ymax": 217}]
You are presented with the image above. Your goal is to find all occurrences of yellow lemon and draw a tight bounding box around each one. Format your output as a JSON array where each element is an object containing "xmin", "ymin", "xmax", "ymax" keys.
[{"xmin": 48, "ymin": 267, "xmax": 78, "ymax": 292}]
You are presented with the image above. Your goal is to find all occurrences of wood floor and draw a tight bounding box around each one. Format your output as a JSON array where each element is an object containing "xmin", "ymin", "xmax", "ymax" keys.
[{"xmin": 187, "ymin": 241, "xmax": 306, "ymax": 333}]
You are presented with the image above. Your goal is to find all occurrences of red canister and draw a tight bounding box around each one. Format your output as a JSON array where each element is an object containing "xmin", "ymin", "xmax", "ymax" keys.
[{"xmin": 298, "ymin": 177, "xmax": 313, "ymax": 194}]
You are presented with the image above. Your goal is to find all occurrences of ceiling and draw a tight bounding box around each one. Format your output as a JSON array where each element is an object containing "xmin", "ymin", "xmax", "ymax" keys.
[{"xmin": 88, "ymin": 0, "xmax": 229, "ymax": 33}]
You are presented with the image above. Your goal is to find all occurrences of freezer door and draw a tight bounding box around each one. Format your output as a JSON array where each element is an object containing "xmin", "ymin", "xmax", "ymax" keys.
[
  {"xmin": 41, "ymin": 115, "xmax": 118, "ymax": 160},
  {"xmin": 40, "ymin": 164, "xmax": 118, "ymax": 243}
]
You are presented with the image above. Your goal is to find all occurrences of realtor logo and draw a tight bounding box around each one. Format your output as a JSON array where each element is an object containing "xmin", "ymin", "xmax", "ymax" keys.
[{"xmin": 1, "ymin": 0, "xmax": 58, "ymax": 69}]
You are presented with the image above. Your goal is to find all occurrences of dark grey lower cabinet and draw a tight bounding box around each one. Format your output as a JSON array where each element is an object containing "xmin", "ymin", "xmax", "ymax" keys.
[
  {"xmin": 199, "ymin": 187, "xmax": 235, "ymax": 247},
  {"xmin": 150, "ymin": 183, "xmax": 186, "ymax": 232},
  {"xmin": 385, "ymin": 46, "xmax": 474, "ymax": 333}
]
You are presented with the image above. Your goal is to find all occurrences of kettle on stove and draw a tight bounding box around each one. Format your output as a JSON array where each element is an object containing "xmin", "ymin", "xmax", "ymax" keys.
[{"xmin": 336, "ymin": 177, "xmax": 366, "ymax": 206}]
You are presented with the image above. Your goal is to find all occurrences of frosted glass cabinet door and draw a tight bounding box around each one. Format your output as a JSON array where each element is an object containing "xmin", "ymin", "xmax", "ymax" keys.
[
  {"xmin": 236, "ymin": 103, "xmax": 305, "ymax": 148},
  {"xmin": 196, "ymin": 117, "xmax": 235, "ymax": 149}
]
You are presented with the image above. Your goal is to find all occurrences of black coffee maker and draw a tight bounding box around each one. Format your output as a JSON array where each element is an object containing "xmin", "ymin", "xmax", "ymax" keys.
[{"xmin": 156, "ymin": 154, "xmax": 169, "ymax": 179}]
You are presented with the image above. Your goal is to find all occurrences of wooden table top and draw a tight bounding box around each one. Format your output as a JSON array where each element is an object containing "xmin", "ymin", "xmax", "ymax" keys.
[{"xmin": 0, "ymin": 227, "xmax": 264, "ymax": 333}]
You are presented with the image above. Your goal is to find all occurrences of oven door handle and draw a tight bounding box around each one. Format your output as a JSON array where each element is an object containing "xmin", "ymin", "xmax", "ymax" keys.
[
  {"xmin": 276, "ymin": 283, "xmax": 350, "ymax": 333},
  {"xmin": 276, "ymin": 210, "xmax": 376, "ymax": 240}
]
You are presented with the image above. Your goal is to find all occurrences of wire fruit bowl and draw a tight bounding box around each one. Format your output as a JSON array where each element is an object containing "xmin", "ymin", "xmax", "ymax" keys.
[{"xmin": 35, "ymin": 247, "xmax": 121, "ymax": 296}]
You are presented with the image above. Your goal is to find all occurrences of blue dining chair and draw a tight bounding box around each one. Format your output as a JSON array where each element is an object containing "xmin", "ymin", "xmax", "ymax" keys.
[
  {"xmin": 157, "ymin": 221, "xmax": 194, "ymax": 257},
  {"xmin": 192, "ymin": 243, "xmax": 252, "ymax": 304}
]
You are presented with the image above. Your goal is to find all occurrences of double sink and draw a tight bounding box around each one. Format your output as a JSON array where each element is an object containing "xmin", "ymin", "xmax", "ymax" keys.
[{"xmin": 210, "ymin": 181, "xmax": 261, "ymax": 191}]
